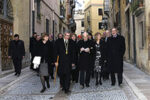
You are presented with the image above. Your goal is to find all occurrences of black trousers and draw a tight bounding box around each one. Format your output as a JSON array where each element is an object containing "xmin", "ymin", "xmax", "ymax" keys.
[
  {"xmin": 30, "ymin": 54, "xmax": 35, "ymax": 69},
  {"xmin": 80, "ymin": 70, "xmax": 91, "ymax": 86},
  {"xmin": 48, "ymin": 64, "xmax": 54, "ymax": 77},
  {"xmin": 59, "ymin": 72, "xmax": 71, "ymax": 91},
  {"xmin": 110, "ymin": 72, "xmax": 123, "ymax": 84},
  {"xmin": 12, "ymin": 57, "xmax": 22, "ymax": 74}
]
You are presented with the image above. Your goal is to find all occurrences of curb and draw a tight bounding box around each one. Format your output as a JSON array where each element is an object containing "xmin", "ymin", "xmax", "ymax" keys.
[{"xmin": 123, "ymin": 74, "xmax": 147, "ymax": 100}]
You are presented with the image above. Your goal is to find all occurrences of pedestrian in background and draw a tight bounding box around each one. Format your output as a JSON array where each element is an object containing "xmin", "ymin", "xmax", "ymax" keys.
[
  {"xmin": 36, "ymin": 33, "xmax": 54, "ymax": 93},
  {"xmin": 8, "ymin": 34, "xmax": 25, "ymax": 77},
  {"xmin": 107, "ymin": 28, "xmax": 126, "ymax": 86},
  {"xmin": 78, "ymin": 32, "xmax": 91, "ymax": 89},
  {"xmin": 29, "ymin": 32, "xmax": 37, "ymax": 70}
]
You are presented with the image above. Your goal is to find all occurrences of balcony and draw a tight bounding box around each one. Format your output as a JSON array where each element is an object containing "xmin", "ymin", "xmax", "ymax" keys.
[
  {"xmin": 131, "ymin": 0, "xmax": 144, "ymax": 16},
  {"xmin": 104, "ymin": 0, "xmax": 110, "ymax": 17},
  {"xmin": 87, "ymin": 16, "xmax": 90, "ymax": 22}
]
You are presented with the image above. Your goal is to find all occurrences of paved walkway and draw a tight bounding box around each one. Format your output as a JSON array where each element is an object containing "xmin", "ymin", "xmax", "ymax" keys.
[
  {"xmin": 0, "ymin": 65, "xmax": 138, "ymax": 100},
  {"xmin": 124, "ymin": 62, "xmax": 150, "ymax": 100}
]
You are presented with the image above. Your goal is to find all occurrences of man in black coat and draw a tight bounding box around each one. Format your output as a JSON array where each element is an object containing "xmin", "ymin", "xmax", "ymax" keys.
[
  {"xmin": 101, "ymin": 30, "xmax": 111, "ymax": 80},
  {"xmin": 8, "ymin": 34, "xmax": 25, "ymax": 76},
  {"xmin": 107, "ymin": 28, "xmax": 126, "ymax": 86},
  {"xmin": 78, "ymin": 32, "xmax": 92, "ymax": 88},
  {"xmin": 29, "ymin": 32, "xmax": 37, "ymax": 70},
  {"xmin": 54, "ymin": 32, "xmax": 75, "ymax": 94}
]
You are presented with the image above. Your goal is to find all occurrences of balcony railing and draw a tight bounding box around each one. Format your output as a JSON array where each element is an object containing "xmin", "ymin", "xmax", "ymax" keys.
[
  {"xmin": 131, "ymin": 0, "xmax": 144, "ymax": 12},
  {"xmin": 104, "ymin": 0, "xmax": 110, "ymax": 16}
]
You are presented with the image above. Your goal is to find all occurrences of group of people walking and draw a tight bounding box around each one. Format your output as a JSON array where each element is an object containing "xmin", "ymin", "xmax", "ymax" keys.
[{"xmin": 8, "ymin": 28, "xmax": 126, "ymax": 94}]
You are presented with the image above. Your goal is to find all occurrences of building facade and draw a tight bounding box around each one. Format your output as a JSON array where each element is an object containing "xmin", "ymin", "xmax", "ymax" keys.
[
  {"xmin": 104, "ymin": 0, "xmax": 150, "ymax": 73},
  {"xmin": 74, "ymin": 9, "xmax": 84, "ymax": 35},
  {"xmin": 84, "ymin": 0, "xmax": 104, "ymax": 35},
  {"xmin": 31, "ymin": 0, "xmax": 60, "ymax": 39},
  {"xmin": 0, "ymin": 0, "xmax": 30, "ymax": 72}
]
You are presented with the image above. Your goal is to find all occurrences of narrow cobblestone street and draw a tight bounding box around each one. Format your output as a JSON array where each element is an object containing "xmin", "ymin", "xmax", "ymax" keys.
[{"xmin": 0, "ymin": 67, "xmax": 138, "ymax": 100}]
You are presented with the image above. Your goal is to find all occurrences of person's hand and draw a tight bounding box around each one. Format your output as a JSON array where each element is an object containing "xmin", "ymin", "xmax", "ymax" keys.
[
  {"xmin": 55, "ymin": 62, "xmax": 58, "ymax": 67},
  {"xmin": 8, "ymin": 56, "xmax": 11, "ymax": 59},
  {"xmin": 80, "ymin": 47, "xmax": 84, "ymax": 52},
  {"xmin": 85, "ymin": 48, "xmax": 90, "ymax": 52},
  {"xmin": 72, "ymin": 64, "xmax": 75, "ymax": 67}
]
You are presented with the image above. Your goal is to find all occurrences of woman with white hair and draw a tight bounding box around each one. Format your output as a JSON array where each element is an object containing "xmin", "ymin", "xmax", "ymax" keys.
[{"xmin": 77, "ymin": 32, "xmax": 92, "ymax": 89}]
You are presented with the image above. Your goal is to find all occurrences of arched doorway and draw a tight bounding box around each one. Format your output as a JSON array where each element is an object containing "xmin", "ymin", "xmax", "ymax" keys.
[{"xmin": 0, "ymin": 0, "xmax": 14, "ymax": 71}]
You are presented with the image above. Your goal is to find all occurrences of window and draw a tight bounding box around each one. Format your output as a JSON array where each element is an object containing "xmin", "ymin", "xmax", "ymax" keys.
[
  {"xmin": 0, "ymin": 0, "xmax": 4, "ymax": 15},
  {"xmin": 98, "ymin": 8, "xmax": 103, "ymax": 16},
  {"xmin": 0, "ymin": 0, "xmax": 13, "ymax": 19},
  {"xmin": 37, "ymin": 0, "xmax": 41, "ymax": 19},
  {"xmin": 98, "ymin": 22, "xmax": 103, "ymax": 29},
  {"xmin": 139, "ymin": 21, "xmax": 145, "ymax": 48},
  {"xmin": 81, "ymin": 21, "xmax": 84, "ymax": 27},
  {"xmin": 46, "ymin": 19, "xmax": 49, "ymax": 34}
]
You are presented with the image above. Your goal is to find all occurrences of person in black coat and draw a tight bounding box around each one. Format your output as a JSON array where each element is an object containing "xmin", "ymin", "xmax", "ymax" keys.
[
  {"xmin": 29, "ymin": 32, "xmax": 37, "ymax": 70},
  {"xmin": 8, "ymin": 34, "xmax": 25, "ymax": 77},
  {"xmin": 70, "ymin": 33, "xmax": 79, "ymax": 83},
  {"xmin": 48, "ymin": 34, "xmax": 55, "ymax": 79},
  {"xmin": 101, "ymin": 30, "xmax": 111, "ymax": 80},
  {"xmin": 107, "ymin": 28, "xmax": 126, "ymax": 86},
  {"xmin": 78, "ymin": 32, "xmax": 92, "ymax": 89},
  {"xmin": 88, "ymin": 33, "xmax": 95, "ymax": 78},
  {"xmin": 36, "ymin": 34, "xmax": 54, "ymax": 93},
  {"xmin": 54, "ymin": 32, "xmax": 75, "ymax": 94}
]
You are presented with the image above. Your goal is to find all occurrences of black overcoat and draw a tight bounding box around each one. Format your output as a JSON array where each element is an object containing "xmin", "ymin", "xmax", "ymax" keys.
[
  {"xmin": 36, "ymin": 40, "xmax": 54, "ymax": 64},
  {"xmin": 107, "ymin": 35, "xmax": 126, "ymax": 73},
  {"xmin": 77, "ymin": 40, "xmax": 92, "ymax": 71},
  {"xmin": 8, "ymin": 40, "xmax": 25, "ymax": 59},
  {"xmin": 54, "ymin": 39, "xmax": 75, "ymax": 74}
]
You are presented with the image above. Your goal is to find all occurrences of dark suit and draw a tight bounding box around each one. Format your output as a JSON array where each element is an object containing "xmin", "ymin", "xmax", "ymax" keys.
[
  {"xmin": 29, "ymin": 37, "xmax": 37, "ymax": 69},
  {"xmin": 107, "ymin": 35, "xmax": 126, "ymax": 85},
  {"xmin": 8, "ymin": 40, "xmax": 25, "ymax": 74},
  {"xmin": 54, "ymin": 38, "xmax": 75, "ymax": 91},
  {"xmin": 77, "ymin": 40, "xmax": 92, "ymax": 86}
]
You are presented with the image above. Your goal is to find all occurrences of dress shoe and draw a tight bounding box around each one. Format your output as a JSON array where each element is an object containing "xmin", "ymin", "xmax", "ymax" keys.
[
  {"xmin": 80, "ymin": 85, "xmax": 84, "ymax": 89},
  {"xmin": 14, "ymin": 73, "xmax": 17, "ymax": 76},
  {"xmin": 65, "ymin": 90, "xmax": 71, "ymax": 95},
  {"xmin": 40, "ymin": 87, "xmax": 46, "ymax": 93},
  {"xmin": 17, "ymin": 74, "xmax": 20, "ymax": 77},
  {"xmin": 86, "ymin": 84, "xmax": 90, "ymax": 87},
  {"xmin": 95, "ymin": 82, "xmax": 99, "ymax": 86},
  {"xmin": 111, "ymin": 83, "xmax": 115, "ymax": 86}
]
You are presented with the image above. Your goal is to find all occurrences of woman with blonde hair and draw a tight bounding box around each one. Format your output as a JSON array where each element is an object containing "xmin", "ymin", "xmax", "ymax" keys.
[{"xmin": 94, "ymin": 32, "xmax": 104, "ymax": 86}]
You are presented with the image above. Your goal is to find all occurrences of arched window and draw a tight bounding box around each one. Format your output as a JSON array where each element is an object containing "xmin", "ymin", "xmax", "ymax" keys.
[{"xmin": 0, "ymin": 0, "xmax": 13, "ymax": 19}]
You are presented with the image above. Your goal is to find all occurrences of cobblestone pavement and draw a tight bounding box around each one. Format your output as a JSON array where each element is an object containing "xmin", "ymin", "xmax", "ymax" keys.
[{"xmin": 0, "ymin": 73, "xmax": 138, "ymax": 100}]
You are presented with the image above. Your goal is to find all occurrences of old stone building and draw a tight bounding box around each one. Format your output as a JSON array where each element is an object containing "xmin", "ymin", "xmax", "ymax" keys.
[
  {"xmin": 104, "ymin": 0, "xmax": 150, "ymax": 73},
  {"xmin": 84, "ymin": 0, "xmax": 104, "ymax": 35},
  {"xmin": 0, "ymin": 0, "xmax": 30, "ymax": 73},
  {"xmin": 74, "ymin": 9, "xmax": 84, "ymax": 35}
]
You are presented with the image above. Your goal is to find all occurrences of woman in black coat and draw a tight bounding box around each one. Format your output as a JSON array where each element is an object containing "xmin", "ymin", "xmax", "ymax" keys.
[
  {"xmin": 36, "ymin": 34, "xmax": 53, "ymax": 93},
  {"xmin": 71, "ymin": 33, "xmax": 79, "ymax": 83},
  {"xmin": 78, "ymin": 32, "xmax": 92, "ymax": 88}
]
